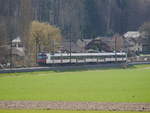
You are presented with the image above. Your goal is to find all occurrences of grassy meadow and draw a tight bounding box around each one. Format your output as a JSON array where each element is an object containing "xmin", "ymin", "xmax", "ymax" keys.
[{"xmin": 0, "ymin": 65, "xmax": 150, "ymax": 102}]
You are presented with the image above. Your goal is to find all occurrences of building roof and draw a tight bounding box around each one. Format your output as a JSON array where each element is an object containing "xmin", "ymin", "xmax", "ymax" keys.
[
  {"xmin": 12, "ymin": 37, "xmax": 21, "ymax": 43},
  {"xmin": 61, "ymin": 39, "xmax": 82, "ymax": 52},
  {"xmin": 12, "ymin": 48, "xmax": 25, "ymax": 56},
  {"xmin": 124, "ymin": 31, "xmax": 140, "ymax": 38}
]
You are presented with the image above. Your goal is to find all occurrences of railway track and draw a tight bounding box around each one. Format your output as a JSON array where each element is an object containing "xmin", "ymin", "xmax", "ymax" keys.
[{"xmin": 0, "ymin": 62, "xmax": 150, "ymax": 73}]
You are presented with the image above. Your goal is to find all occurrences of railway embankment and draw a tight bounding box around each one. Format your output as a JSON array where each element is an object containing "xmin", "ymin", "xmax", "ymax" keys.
[{"xmin": 0, "ymin": 62, "xmax": 150, "ymax": 73}]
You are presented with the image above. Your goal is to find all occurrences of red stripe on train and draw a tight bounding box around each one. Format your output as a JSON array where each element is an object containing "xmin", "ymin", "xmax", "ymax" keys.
[{"xmin": 37, "ymin": 59, "xmax": 46, "ymax": 63}]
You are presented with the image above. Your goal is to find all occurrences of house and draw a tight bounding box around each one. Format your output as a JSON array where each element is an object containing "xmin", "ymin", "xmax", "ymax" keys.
[
  {"xmin": 12, "ymin": 37, "xmax": 25, "ymax": 57},
  {"xmin": 123, "ymin": 31, "xmax": 143, "ymax": 53},
  {"xmin": 0, "ymin": 37, "xmax": 25, "ymax": 68},
  {"xmin": 76, "ymin": 39, "xmax": 92, "ymax": 52},
  {"xmin": 61, "ymin": 39, "xmax": 83, "ymax": 53},
  {"xmin": 141, "ymin": 38, "xmax": 150, "ymax": 54},
  {"xmin": 85, "ymin": 36, "xmax": 124, "ymax": 52},
  {"xmin": 85, "ymin": 37, "xmax": 113, "ymax": 52},
  {"xmin": 140, "ymin": 32, "xmax": 150, "ymax": 54}
]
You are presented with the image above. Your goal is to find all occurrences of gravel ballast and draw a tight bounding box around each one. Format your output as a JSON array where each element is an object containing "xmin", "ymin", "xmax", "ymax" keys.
[{"xmin": 0, "ymin": 101, "xmax": 150, "ymax": 111}]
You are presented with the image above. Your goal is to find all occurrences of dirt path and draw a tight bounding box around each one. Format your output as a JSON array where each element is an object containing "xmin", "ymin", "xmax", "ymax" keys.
[{"xmin": 0, "ymin": 101, "xmax": 150, "ymax": 111}]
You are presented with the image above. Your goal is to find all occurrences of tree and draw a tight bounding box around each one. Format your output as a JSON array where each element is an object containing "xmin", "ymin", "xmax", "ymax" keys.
[
  {"xmin": 0, "ymin": 22, "xmax": 9, "ymax": 65},
  {"xmin": 19, "ymin": 0, "xmax": 32, "ymax": 66},
  {"xmin": 29, "ymin": 21, "xmax": 62, "ymax": 64}
]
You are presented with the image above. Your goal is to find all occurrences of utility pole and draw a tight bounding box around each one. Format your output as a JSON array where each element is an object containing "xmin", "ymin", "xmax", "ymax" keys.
[
  {"xmin": 69, "ymin": 34, "xmax": 72, "ymax": 63},
  {"xmin": 8, "ymin": 0, "xmax": 12, "ymax": 68},
  {"xmin": 35, "ymin": 38, "xmax": 38, "ymax": 63},
  {"xmin": 10, "ymin": 39, "xmax": 12, "ymax": 68},
  {"xmin": 52, "ymin": 39, "xmax": 55, "ymax": 54},
  {"xmin": 115, "ymin": 34, "xmax": 117, "ymax": 63},
  {"xmin": 69, "ymin": 25, "xmax": 72, "ymax": 63}
]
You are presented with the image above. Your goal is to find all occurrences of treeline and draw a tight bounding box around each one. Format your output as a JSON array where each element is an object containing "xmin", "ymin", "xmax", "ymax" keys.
[
  {"xmin": 0, "ymin": 0, "xmax": 31, "ymax": 66},
  {"xmin": 0, "ymin": 0, "xmax": 62, "ymax": 67},
  {"xmin": 0, "ymin": 0, "xmax": 150, "ymax": 67},
  {"xmin": 30, "ymin": 0, "xmax": 150, "ymax": 38},
  {"xmin": 0, "ymin": 0, "xmax": 150, "ymax": 40}
]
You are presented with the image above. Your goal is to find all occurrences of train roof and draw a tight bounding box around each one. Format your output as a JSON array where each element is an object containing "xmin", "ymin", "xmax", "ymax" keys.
[{"xmin": 42, "ymin": 52, "xmax": 127, "ymax": 57}]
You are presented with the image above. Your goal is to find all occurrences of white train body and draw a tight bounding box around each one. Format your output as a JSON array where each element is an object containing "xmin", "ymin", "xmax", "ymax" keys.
[{"xmin": 37, "ymin": 52, "xmax": 127, "ymax": 65}]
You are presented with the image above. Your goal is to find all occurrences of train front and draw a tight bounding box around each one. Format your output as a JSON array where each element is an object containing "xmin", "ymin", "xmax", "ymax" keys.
[{"xmin": 37, "ymin": 53, "xmax": 47, "ymax": 65}]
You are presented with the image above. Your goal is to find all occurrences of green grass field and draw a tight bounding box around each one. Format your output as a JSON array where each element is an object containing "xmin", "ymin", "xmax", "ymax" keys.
[
  {"xmin": 0, "ymin": 65, "xmax": 150, "ymax": 102},
  {"xmin": 0, "ymin": 110, "xmax": 149, "ymax": 113}
]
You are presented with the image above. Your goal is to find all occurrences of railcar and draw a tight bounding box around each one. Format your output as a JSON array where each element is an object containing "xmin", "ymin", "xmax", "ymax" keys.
[{"xmin": 37, "ymin": 52, "xmax": 127, "ymax": 65}]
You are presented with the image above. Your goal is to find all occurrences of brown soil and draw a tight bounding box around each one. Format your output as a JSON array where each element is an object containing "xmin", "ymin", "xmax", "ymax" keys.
[{"xmin": 0, "ymin": 101, "xmax": 150, "ymax": 111}]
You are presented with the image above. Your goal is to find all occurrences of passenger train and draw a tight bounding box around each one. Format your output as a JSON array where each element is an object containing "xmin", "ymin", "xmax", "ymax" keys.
[{"xmin": 37, "ymin": 52, "xmax": 127, "ymax": 65}]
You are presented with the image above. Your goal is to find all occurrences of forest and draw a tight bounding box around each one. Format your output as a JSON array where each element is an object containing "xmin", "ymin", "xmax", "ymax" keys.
[
  {"xmin": 0, "ymin": 0, "xmax": 150, "ymax": 67},
  {"xmin": 0, "ymin": 0, "xmax": 150, "ymax": 40}
]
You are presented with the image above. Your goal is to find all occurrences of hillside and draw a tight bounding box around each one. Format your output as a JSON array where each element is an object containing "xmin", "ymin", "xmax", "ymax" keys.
[{"xmin": 0, "ymin": 0, "xmax": 150, "ymax": 40}]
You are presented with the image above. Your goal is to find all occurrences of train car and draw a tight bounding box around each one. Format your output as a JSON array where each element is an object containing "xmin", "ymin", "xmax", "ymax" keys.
[{"xmin": 37, "ymin": 52, "xmax": 127, "ymax": 65}]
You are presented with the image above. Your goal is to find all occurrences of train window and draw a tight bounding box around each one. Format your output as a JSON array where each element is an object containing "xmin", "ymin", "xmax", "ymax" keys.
[
  {"xmin": 51, "ymin": 56, "xmax": 55, "ymax": 60},
  {"xmin": 38, "ymin": 55, "xmax": 47, "ymax": 59}
]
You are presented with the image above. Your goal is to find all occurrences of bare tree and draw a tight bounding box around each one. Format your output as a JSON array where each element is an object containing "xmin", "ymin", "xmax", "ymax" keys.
[
  {"xmin": 29, "ymin": 21, "xmax": 62, "ymax": 64},
  {"xmin": 0, "ymin": 22, "xmax": 9, "ymax": 66},
  {"xmin": 19, "ymin": 0, "xmax": 32, "ymax": 66}
]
